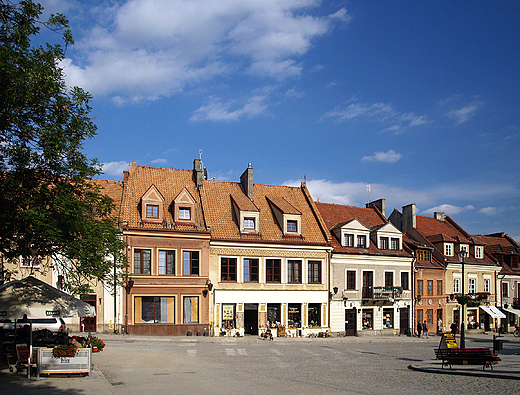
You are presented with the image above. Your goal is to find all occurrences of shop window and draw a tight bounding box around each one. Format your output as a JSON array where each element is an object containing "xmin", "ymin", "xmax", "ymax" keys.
[
  {"xmin": 308, "ymin": 304, "xmax": 321, "ymax": 327},
  {"xmin": 134, "ymin": 249, "xmax": 151, "ymax": 274},
  {"xmin": 183, "ymin": 296, "xmax": 199, "ymax": 324},
  {"xmin": 267, "ymin": 303, "xmax": 281, "ymax": 327},
  {"xmin": 288, "ymin": 303, "xmax": 301, "ymax": 328},
  {"xmin": 383, "ymin": 308, "xmax": 394, "ymax": 329},
  {"xmin": 135, "ymin": 296, "xmax": 174, "ymax": 323},
  {"xmin": 221, "ymin": 257, "xmax": 237, "ymax": 282},
  {"xmin": 243, "ymin": 258, "xmax": 259, "ymax": 282},
  {"xmin": 158, "ymin": 250, "xmax": 175, "ymax": 275},
  {"xmin": 308, "ymin": 261, "xmax": 322, "ymax": 284},
  {"xmin": 183, "ymin": 251, "xmax": 199, "ymax": 276},
  {"xmin": 222, "ymin": 304, "xmax": 235, "ymax": 329},
  {"xmin": 266, "ymin": 259, "xmax": 281, "ymax": 283},
  {"xmin": 362, "ymin": 309, "xmax": 373, "ymax": 330},
  {"xmin": 467, "ymin": 309, "xmax": 477, "ymax": 329},
  {"xmin": 288, "ymin": 260, "xmax": 302, "ymax": 283}
]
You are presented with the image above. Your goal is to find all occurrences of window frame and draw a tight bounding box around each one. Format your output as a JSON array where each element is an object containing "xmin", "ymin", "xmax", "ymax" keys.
[
  {"xmin": 453, "ymin": 278, "xmax": 460, "ymax": 294},
  {"xmin": 417, "ymin": 279, "xmax": 423, "ymax": 296},
  {"xmin": 308, "ymin": 260, "xmax": 322, "ymax": 284},
  {"xmin": 445, "ymin": 243, "xmax": 453, "ymax": 256},
  {"xmin": 357, "ymin": 235, "xmax": 367, "ymax": 248},
  {"xmin": 183, "ymin": 296, "xmax": 199, "ymax": 324},
  {"xmin": 346, "ymin": 270, "xmax": 356, "ymax": 290},
  {"xmin": 243, "ymin": 217, "xmax": 256, "ymax": 229},
  {"xmin": 182, "ymin": 250, "xmax": 200, "ymax": 276},
  {"xmin": 390, "ymin": 238, "xmax": 400, "ymax": 250},
  {"xmin": 380, "ymin": 237, "xmax": 389, "ymax": 250},
  {"xmin": 134, "ymin": 248, "xmax": 151, "ymax": 274},
  {"xmin": 502, "ymin": 282, "xmax": 509, "ymax": 298},
  {"xmin": 221, "ymin": 257, "xmax": 237, "ymax": 282},
  {"xmin": 243, "ymin": 258, "xmax": 259, "ymax": 282},
  {"xmin": 468, "ymin": 278, "xmax": 476, "ymax": 294},
  {"xmin": 401, "ymin": 272, "xmax": 409, "ymax": 290},
  {"xmin": 436, "ymin": 280, "xmax": 443, "ymax": 295},
  {"xmin": 266, "ymin": 259, "xmax": 281, "ymax": 283},
  {"xmin": 178, "ymin": 207, "xmax": 191, "ymax": 220},
  {"xmin": 286, "ymin": 219, "xmax": 298, "ymax": 233},
  {"xmin": 475, "ymin": 246, "xmax": 483, "ymax": 259},
  {"xmin": 344, "ymin": 233, "xmax": 354, "ymax": 247},
  {"xmin": 385, "ymin": 272, "xmax": 394, "ymax": 287},
  {"xmin": 426, "ymin": 280, "xmax": 433, "ymax": 296},
  {"xmin": 146, "ymin": 204, "xmax": 159, "ymax": 218},
  {"xmin": 287, "ymin": 260, "xmax": 302, "ymax": 284},
  {"xmin": 158, "ymin": 250, "xmax": 175, "ymax": 275},
  {"xmin": 484, "ymin": 278, "xmax": 490, "ymax": 293}
]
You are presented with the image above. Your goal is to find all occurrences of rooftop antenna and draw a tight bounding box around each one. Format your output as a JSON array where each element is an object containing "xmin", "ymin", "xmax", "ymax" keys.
[
  {"xmin": 304, "ymin": 174, "xmax": 307, "ymax": 183},
  {"xmin": 199, "ymin": 149, "xmax": 208, "ymax": 180},
  {"xmin": 367, "ymin": 184, "xmax": 371, "ymax": 204}
]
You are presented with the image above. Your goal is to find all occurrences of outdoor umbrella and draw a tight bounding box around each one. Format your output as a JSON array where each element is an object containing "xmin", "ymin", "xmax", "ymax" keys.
[{"xmin": 0, "ymin": 276, "xmax": 96, "ymax": 319}]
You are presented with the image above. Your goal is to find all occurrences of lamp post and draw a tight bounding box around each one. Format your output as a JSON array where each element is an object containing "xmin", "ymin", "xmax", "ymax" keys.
[{"xmin": 459, "ymin": 249, "xmax": 467, "ymax": 349}]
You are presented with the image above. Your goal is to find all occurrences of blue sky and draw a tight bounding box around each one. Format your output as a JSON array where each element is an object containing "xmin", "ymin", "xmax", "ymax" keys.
[{"xmin": 40, "ymin": 1, "xmax": 520, "ymax": 241}]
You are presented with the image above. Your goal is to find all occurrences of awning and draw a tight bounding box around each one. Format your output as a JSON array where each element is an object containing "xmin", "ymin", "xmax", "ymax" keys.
[
  {"xmin": 502, "ymin": 307, "xmax": 520, "ymax": 317},
  {"xmin": 480, "ymin": 305, "xmax": 506, "ymax": 319}
]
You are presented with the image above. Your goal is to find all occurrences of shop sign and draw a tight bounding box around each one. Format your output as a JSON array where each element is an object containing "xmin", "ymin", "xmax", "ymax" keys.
[{"xmin": 223, "ymin": 305, "xmax": 234, "ymax": 320}]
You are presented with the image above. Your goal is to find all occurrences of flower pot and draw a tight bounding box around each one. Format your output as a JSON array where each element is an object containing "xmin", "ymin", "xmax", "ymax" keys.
[{"xmin": 92, "ymin": 346, "xmax": 98, "ymax": 352}]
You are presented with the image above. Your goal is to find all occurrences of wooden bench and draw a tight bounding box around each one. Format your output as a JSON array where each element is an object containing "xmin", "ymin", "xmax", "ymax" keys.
[{"xmin": 435, "ymin": 348, "xmax": 500, "ymax": 370}]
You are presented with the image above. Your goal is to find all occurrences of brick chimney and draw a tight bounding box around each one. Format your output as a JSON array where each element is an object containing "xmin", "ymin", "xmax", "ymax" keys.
[
  {"xmin": 366, "ymin": 198, "xmax": 386, "ymax": 217},
  {"xmin": 240, "ymin": 163, "xmax": 253, "ymax": 200},
  {"xmin": 193, "ymin": 158, "xmax": 203, "ymax": 187},
  {"xmin": 402, "ymin": 204, "xmax": 417, "ymax": 234}
]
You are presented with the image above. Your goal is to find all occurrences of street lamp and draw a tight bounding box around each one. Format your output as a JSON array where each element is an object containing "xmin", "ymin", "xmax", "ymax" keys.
[{"xmin": 459, "ymin": 249, "xmax": 467, "ymax": 349}]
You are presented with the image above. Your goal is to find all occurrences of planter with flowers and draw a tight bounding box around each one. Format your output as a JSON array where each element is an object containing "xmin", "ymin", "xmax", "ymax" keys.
[
  {"xmin": 88, "ymin": 336, "xmax": 105, "ymax": 352},
  {"xmin": 52, "ymin": 344, "xmax": 78, "ymax": 358}
]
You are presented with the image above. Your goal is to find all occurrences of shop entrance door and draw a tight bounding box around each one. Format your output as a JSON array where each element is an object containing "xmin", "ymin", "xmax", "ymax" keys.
[
  {"xmin": 345, "ymin": 309, "xmax": 357, "ymax": 336},
  {"xmin": 82, "ymin": 294, "xmax": 97, "ymax": 332},
  {"xmin": 399, "ymin": 307, "xmax": 409, "ymax": 335},
  {"xmin": 244, "ymin": 303, "xmax": 258, "ymax": 335},
  {"xmin": 453, "ymin": 309, "xmax": 460, "ymax": 333}
]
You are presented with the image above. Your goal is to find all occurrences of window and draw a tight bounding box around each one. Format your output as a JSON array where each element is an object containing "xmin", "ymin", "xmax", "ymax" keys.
[
  {"xmin": 427, "ymin": 280, "xmax": 433, "ymax": 296},
  {"xmin": 158, "ymin": 250, "xmax": 175, "ymax": 275},
  {"xmin": 391, "ymin": 238, "xmax": 400, "ymax": 250},
  {"xmin": 134, "ymin": 249, "xmax": 151, "ymax": 274},
  {"xmin": 288, "ymin": 260, "xmax": 302, "ymax": 283},
  {"xmin": 445, "ymin": 244, "xmax": 453, "ymax": 256},
  {"xmin": 502, "ymin": 282, "xmax": 509, "ymax": 298},
  {"xmin": 436, "ymin": 280, "xmax": 443, "ymax": 295},
  {"xmin": 308, "ymin": 261, "xmax": 322, "ymax": 284},
  {"xmin": 183, "ymin": 296, "xmax": 199, "ymax": 323},
  {"xmin": 221, "ymin": 257, "xmax": 237, "ymax": 282},
  {"xmin": 417, "ymin": 310, "xmax": 423, "ymax": 326},
  {"xmin": 288, "ymin": 303, "xmax": 301, "ymax": 327},
  {"xmin": 222, "ymin": 304, "xmax": 235, "ymax": 329},
  {"xmin": 385, "ymin": 272, "xmax": 393, "ymax": 287},
  {"xmin": 426, "ymin": 309, "xmax": 433, "ymax": 325},
  {"xmin": 135, "ymin": 296, "xmax": 174, "ymax": 324},
  {"xmin": 183, "ymin": 251, "xmax": 199, "ymax": 276},
  {"xmin": 453, "ymin": 278, "xmax": 460, "ymax": 294},
  {"xmin": 511, "ymin": 256, "xmax": 519, "ymax": 269},
  {"xmin": 417, "ymin": 250, "xmax": 431, "ymax": 262},
  {"xmin": 468, "ymin": 278, "xmax": 476, "ymax": 294},
  {"xmin": 267, "ymin": 303, "xmax": 281, "ymax": 327},
  {"xmin": 401, "ymin": 272, "xmax": 409, "ymax": 290},
  {"xmin": 287, "ymin": 220, "xmax": 298, "ymax": 232},
  {"xmin": 347, "ymin": 270, "xmax": 356, "ymax": 290},
  {"xmin": 357, "ymin": 235, "xmax": 366, "ymax": 248},
  {"xmin": 178, "ymin": 207, "xmax": 191, "ymax": 220},
  {"xmin": 20, "ymin": 256, "xmax": 40, "ymax": 268},
  {"xmin": 243, "ymin": 258, "xmax": 259, "ymax": 282},
  {"xmin": 380, "ymin": 237, "xmax": 389, "ymax": 250},
  {"xmin": 475, "ymin": 246, "xmax": 483, "ymax": 259},
  {"xmin": 266, "ymin": 259, "xmax": 281, "ymax": 283},
  {"xmin": 344, "ymin": 234, "xmax": 354, "ymax": 247},
  {"xmin": 383, "ymin": 308, "xmax": 393, "ymax": 328},
  {"xmin": 308, "ymin": 304, "xmax": 321, "ymax": 327},
  {"xmin": 417, "ymin": 280, "xmax": 423, "ymax": 296},
  {"xmin": 244, "ymin": 218, "xmax": 255, "ymax": 229},
  {"xmin": 484, "ymin": 279, "xmax": 490, "ymax": 293},
  {"xmin": 146, "ymin": 204, "xmax": 159, "ymax": 218}
]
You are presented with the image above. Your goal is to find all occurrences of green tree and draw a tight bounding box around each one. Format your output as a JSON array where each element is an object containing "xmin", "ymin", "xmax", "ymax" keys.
[{"xmin": 0, "ymin": 0, "xmax": 126, "ymax": 295}]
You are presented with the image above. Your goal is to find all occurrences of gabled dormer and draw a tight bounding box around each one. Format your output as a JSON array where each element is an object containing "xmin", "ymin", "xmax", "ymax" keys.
[
  {"xmin": 173, "ymin": 187, "xmax": 196, "ymax": 225},
  {"xmin": 332, "ymin": 219, "xmax": 370, "ymax": 248},
  {"xmin": 266, "ymin": 196, "xmax": 302, "ymax": 236},
  {"xmin": 371, "ymin": 222, "xmax": 402, "ymax": 251},
  {"xmin": 231, "ymin": 194, "xmax": 260, "ymax": 234},
  {"xmin": 140, "ymin": 184, "xmax": 165, "ymax": 224}
]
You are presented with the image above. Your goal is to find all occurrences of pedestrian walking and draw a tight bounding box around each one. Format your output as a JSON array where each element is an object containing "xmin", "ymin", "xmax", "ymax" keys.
[
  {"xmin": 422, "ymin": 321, "xmax": 429, "ymax": 338},
  {"xmin": 417, "ymin": 321, "xmax": 422, "ymax": 338},
  {"xmin": 450, "ymin": 321, "xmax": 458, "ymax": 335}
]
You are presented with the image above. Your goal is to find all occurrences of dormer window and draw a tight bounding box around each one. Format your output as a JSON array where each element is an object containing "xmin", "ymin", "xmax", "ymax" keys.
[
  {"xmin": 179, "ymin": 207, "xmax": 191, "ymax": 220},
  {"xmin": 344, "ymin": 234, "xmax": 354, "ymax": 247},
  {"xmin": 333, "ymin": 219, "xmax": 371, "ymax": 248},
  {"xmin": 174, "ymin": 188, "xmax": 196, "ymax": 225},
  {"xmin": 231, "ymin": 194, "xmax": 260, "ymax": 233},
  {"xmin": 372, "ymin": 222, "xmax": 402, "ymax": 251},
  {"xmin": 357, "ymin": 235, "xmax": 367, "ymax": 248},
  {"xmin": 417, "ymin": 249, "xmax": 431, "ymax": 262},
  {"xmin": 380, "ymin": 237, "xmax": 389, "ymax": 250},
  {"xmin": 146, "ymin": 204, "xmax": 159, "ymax": 218},
  {"xmin": 475, "ymin": 246, "xmax": 483, "ymax": 259},
  {"xmin": 141, "ymin": 185, "xmax": 164, "ymax": 224},
  {"xmin": 445, "ymin": 243, "xmax": 453, "ymax": 256},
  {"xmin": 287, "ymin": 219, "xmax": 298, "ymax": 232},
  {"xmin": 244, "ymin": 218, "xmax": 256, "ymax": 229},
  {"xmin": 391, "ymin": 238, "xmax": 400, "ymax": 250}
]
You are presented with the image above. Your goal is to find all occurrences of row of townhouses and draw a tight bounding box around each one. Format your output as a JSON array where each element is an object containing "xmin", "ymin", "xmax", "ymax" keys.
[{"xmin": 3, "ymin": 160, "xmax": 520, "ymax": 337}]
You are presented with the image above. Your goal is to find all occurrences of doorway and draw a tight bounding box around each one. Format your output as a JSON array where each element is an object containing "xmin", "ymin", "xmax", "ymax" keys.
[
  {"xmin": 244, "ymin": 303, "xmax": 258, "ymax": 335},
  {"xmin": 82, "ymin": 294, "xmax": 97, "ymax": 332},
  {"xmin": 399, "ymin": 307, "xmax": 410, "ymax": 335},
  {"xmin": 345, "ymin": 309, "xmax": 357, "ymax": 336}
]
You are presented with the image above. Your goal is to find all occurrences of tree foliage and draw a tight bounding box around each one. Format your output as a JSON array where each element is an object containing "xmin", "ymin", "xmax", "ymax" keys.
[{"xmin": 0, "ymin": 1, "xmax": 126, "ymax": 295}]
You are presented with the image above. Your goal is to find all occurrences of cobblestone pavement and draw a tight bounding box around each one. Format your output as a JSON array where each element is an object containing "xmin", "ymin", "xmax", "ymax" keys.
[{"xmin": 1, "ymin": 333, "xmax": 519, "ymax": 394}]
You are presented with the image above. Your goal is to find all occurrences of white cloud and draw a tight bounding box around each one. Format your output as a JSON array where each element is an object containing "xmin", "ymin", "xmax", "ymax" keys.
[
  {"xmin": 190, "ymin": 94, "xmax": 269, "ymax": 122},
  {"xmin": 362, "ymin": 150, "xmax": 402, "ymax": 163},
  {"xmin": 421, "ymin": 204, "xmax": 475, "ymax": 216},
  {"xmin": 62, "ymin": 1, "xmax": 350, "ymax": 102},
  {"xmin": 440, "ymin": 95, "xmax": 483, "ymax": 125},
  {"xmin": 151, "ymin": 158, "xmax": 167, "ymax": 165},
  {"xmin": 101, "ymin": 161, "xmax": 130, "ymax": 178},
  {"xmin": 323, "ymin": 100, "xmax": 428, "ymax": 133},
  {"xmin": 447, "ymin": 104, "xmax": 480, "ymax": 124}
]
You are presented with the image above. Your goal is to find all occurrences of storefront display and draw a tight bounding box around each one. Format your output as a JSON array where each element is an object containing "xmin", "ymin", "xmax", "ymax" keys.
[{"xmin": 362, "ymin": 309, "xmax": 373, "ymax": 330}]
